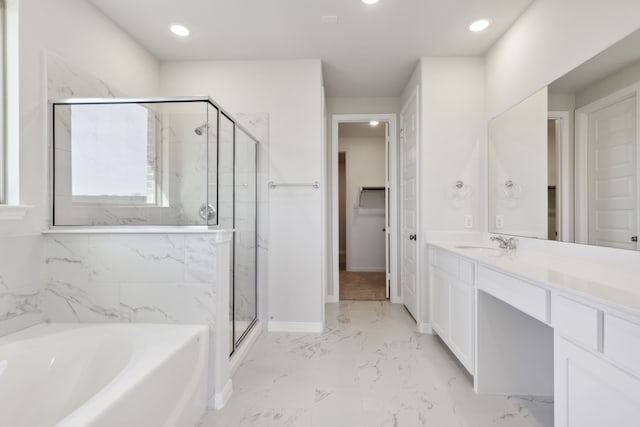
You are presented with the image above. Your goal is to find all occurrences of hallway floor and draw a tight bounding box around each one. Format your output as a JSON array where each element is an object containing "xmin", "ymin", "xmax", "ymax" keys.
[
  {"xmin": 198, "ymin": 301, "xmax": 553, "ymax": 427},
  {"xmin": 339, "ymin": 270, "xmax": 386, "ymax": 300}
]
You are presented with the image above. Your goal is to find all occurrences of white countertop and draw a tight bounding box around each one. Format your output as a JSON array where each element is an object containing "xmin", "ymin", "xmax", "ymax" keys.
[{"xmin": 429, "ymin": 241, "xmax": 640, "ymax": 318}]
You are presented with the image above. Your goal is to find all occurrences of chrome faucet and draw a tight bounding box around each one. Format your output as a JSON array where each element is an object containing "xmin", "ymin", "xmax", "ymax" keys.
[{"xmin": 490, "ymin": 236, "xmax": 517, "ymax": 250}]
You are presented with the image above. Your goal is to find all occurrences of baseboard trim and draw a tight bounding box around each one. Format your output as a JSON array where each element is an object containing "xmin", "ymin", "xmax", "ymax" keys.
[
  {"xmin": 209, "ymin": 379, "xmax": 233, "ymax": 410},
  {"xmin": 418, "ymin": 322, "xmax": 434, "ymax": 334},
  {"xmin": 229, "ymin": 321, "xmax": 264, "ymax": 376},
  {"xmin": 326, "ymin": 294, "xmax": 339, "ymax": 303},
  {"xmin": 268, "ymin": 321, "xmax": 324, "ymax": 333}
]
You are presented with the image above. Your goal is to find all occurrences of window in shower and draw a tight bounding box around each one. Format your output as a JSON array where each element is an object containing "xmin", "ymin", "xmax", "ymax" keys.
[{"xmin": 70, "ymin": 103, "xmax": 154, "ymax": 204}]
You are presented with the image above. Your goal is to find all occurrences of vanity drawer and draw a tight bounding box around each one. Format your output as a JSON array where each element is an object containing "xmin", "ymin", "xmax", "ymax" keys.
[
  {"xmin": 553, "ymin": 295, "xmax": 601, "ymax": 352},
  {"xmin": 478, "ymin": 266, "xmax": 548, "ymax": 323},
  {"xmin": 604, "ymin": 314, "xmax": 640, "ymax": 377},
  {"xmin": 433, "ymin": 248, "xmax": 459, "ymax": 277}
]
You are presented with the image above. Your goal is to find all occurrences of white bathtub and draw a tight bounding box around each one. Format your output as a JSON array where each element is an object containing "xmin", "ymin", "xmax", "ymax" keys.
[{"xmin": 0, "ymin": 323, "xmax": 209, "ymax": 427}]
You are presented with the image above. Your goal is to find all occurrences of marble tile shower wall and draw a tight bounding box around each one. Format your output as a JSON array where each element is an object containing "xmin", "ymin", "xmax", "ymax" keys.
[
  {"xmin": 0, "ymin": 235, "xmax": 46, "ymax": 337},
  {"xmin": 43, "ymin": 233, "xmax": 219, "ymax": 325},
  {"xmin": 52, "ymin": 77, "xmax": 213, "ymax": 226}
]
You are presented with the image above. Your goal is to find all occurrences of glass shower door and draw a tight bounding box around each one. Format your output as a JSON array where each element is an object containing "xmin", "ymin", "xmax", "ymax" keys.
[{"xmin": 233, "ymin": 128, "xmax": 257, "ymax": 346}]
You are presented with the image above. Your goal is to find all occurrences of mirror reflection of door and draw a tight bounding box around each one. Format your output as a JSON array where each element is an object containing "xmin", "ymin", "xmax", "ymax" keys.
[{"xmin": 580, "ymin": 95, "xmax": 638, "ymax": 250}]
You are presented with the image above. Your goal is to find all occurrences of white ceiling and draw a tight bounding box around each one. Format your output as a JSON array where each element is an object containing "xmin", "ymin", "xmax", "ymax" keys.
[{"xmin": 90, "ymin": 0, "xmax": 534, "ymax": 97}]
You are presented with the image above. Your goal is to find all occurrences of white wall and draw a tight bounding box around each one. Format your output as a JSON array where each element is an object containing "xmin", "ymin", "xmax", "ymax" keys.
[
  {"xmin": 0, "ymin": 0, "xmax": 160, "ymax": 336},
  {"xmin": 485, "ymin": 0, "xmax": 640, "ymax": 119},
  {"xmin": 400, "ymin": 57, "xmax": 486, "ymax": 325},
  {"xmin": 160, "ymin": 60, "xmax": 324, "ymax": 327},
  {"xmin": 339, "ymin": 136, "xmax": 386, "ymax": 272},
  {"xmin": 418, "ymin": 58, "xmax": 486, "ymax": 235}
]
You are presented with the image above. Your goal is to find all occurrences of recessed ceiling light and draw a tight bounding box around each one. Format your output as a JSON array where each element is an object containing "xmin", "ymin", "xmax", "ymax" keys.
[
  {"xmin": 369, "ymin": 120, "xmax": 379, "ymax": 126},
  {"xmin": 362, "ymin": 0, "xmax": 380, "ymax": 5},
  {"xmin": 169, "ymin": 24, "xmax": 190, "ymax": 37},
  {"xmin": 469, "ymin": 19, "xmax": 491, "ymax": 32}
]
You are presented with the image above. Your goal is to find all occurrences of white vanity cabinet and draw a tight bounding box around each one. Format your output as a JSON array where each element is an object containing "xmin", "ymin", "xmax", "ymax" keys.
[
  {"xmin": 553, "ymin": 295, "xmax": 640, "ymax": 427},
  {"xmin": 430, "ymin": 247, "xmax": 475, "ymax": 374}
]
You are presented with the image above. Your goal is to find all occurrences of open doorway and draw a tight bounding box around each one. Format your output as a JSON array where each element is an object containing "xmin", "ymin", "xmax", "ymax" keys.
[
  {"xmin": 329, "ymin": 114, "xmax": 399, "ymax": 304},
  {"xmin": 338, "ymin": 123, "xmax": 387, "ymax": 300}
]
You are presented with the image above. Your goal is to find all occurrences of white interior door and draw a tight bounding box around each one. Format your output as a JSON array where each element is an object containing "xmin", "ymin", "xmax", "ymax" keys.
[
  {"xmin": 400, "ymin": 94, "xmax": 418, "ymax": 320},
  {"xmin": 587, "ymin": 95, "xmax": 638, "ymax": 249}
]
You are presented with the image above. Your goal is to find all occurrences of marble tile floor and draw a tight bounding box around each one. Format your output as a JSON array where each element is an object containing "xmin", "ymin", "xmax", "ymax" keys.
[{"xmin": 198, "ymin": 301, "xmax": 553, "ymax": 427}]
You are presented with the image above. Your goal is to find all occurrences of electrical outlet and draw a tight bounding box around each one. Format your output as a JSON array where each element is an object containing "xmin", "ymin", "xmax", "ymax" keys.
[
  {"xmin": 495, "ymin": 215, "xmax": 504, "ymax": 229},
  {"xmin": 464, "ymin": 215, "xmax": 473, "ymax": 229}
]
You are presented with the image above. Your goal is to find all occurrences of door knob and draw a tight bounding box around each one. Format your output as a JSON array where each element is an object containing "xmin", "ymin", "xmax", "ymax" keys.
[{"xmin": 409, "ymin": 234, "xmax": 417, "ymax": 241}]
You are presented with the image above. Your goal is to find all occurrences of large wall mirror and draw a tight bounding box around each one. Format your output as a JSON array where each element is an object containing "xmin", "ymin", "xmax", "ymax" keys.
[{"xmin": 489, "ymin": 28, "xmax": 640, "ymax": 251}]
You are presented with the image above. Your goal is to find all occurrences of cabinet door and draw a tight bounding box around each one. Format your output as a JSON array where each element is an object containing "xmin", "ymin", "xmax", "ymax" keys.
[
  {"xmin": 450, "ymin": 278, "xmax": 474, "ymax": 374},
  {"xmin": 555, "ymin": 335, "xmax": 640, "ymax": 427},
  {"xmin": 431, "ymin": 269, "xmax": 450, "ymax": 338}
]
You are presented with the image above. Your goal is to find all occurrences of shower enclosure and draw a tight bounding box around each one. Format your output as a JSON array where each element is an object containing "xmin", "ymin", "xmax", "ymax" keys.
[{"xmin": 51, "ymin": 97, "xmax": 258, "ymax": 353}]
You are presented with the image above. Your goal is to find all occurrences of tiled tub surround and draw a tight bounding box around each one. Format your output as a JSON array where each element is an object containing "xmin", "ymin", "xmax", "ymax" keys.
[
  {"xmin": 0, "ymin": 323, "xmax": 208, "ymax": 427},
  {"xmin": 428, "ymin": 239, "xmax": 640, "ymax": 427},
  {"xmin": 0, "ymin": 234, "xmax": 46, "ymax": 337},
  {"xmin": 42, "ymin": 229, "xmax": 233, "ymax": 408}
]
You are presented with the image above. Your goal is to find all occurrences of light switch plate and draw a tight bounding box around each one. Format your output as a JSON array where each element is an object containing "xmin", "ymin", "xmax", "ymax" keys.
[
  {"xmin": 495, "ymin": 215, "xmax": 504, "ymax": 229},
  {"xmin": 464, "ymin": 215, "xmax": 473, "ymax": 229}
]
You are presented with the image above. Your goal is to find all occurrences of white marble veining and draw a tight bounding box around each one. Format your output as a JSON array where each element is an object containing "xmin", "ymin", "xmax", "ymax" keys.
[
  {"xmin": 42, "ymin": 233, "xmax": 228, "ymax": 324},
  {"xmin": 198, "ymin": 301, "xmax": 552, "ymax": 427},
  {"xmin": 430, "ymin": 241, "xmax": 640, "ymax": 317},
  {"xmin": 0, "ymin": 235, "xmax": 46, "ymax": 337}
]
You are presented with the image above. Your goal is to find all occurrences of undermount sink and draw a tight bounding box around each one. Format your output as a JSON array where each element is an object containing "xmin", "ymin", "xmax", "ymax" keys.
[{"xmin": 455, "ymin": 245, "xmax": 505, "ymax": 254}]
